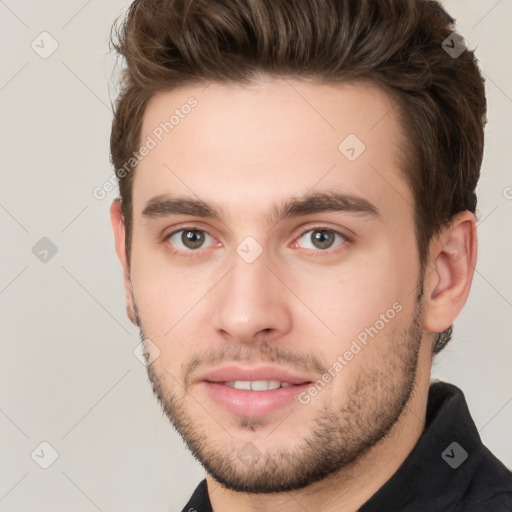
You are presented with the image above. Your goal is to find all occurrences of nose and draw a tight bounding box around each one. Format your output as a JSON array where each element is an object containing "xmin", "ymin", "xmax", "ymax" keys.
[{"xmin": 211, "ymin": 247, "xmax": 293, "ymax": 345}]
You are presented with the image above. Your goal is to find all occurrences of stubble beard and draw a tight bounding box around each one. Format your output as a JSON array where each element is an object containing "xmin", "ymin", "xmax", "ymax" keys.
[{"xmin": 136, "ymin": 297, "xmax": 424, "ymax": 494}]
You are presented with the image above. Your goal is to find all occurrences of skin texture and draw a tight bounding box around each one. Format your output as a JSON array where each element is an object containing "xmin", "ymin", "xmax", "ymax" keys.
[{"xmin": 110, "ymin": 78, "xmax": 477, "ymax": 511}]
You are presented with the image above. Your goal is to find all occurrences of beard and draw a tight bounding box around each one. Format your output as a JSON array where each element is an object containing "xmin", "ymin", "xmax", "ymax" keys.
[{"xmin": 135, "ymin": 290, "xmax": 424, "ymax": 494}]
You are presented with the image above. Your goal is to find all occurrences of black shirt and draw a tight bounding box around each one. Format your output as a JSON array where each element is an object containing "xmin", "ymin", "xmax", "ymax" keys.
[{"xmin": 180, "ymin": 381, "xmax": 512, "ymax": 511}]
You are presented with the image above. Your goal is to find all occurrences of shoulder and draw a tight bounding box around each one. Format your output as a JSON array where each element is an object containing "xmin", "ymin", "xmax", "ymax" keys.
[
  {"xmin": 453, "ymin": 445, "xmax": 512, "ymax": 512},
  {"xmin": 480, "ymin": 492, "xmax": 512, "ymax": 512}
]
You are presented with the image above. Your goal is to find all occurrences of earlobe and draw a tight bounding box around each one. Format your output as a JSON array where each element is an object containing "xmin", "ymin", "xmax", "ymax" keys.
[
  {"xmin": 110, "ymin": 199, "xmax": 139, "ymax": 326},
  {"xmin": 423, "ymin": 211, "xmax": 477, "ymax": 334}
]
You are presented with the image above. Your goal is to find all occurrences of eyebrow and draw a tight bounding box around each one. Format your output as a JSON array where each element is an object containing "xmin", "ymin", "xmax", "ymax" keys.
[{"xmin": 141, "ymin": 191, "xmax": 379, "ymax": 225}]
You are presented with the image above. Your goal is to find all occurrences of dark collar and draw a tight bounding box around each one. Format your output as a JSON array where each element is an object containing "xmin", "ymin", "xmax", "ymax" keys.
[
  {"xmin": 181, "ymin": 382, "xmax": 512, "ymax": 512},
  {"xmin": 359, "ymin": 381, "xmax": 512, "ymax": 511}
]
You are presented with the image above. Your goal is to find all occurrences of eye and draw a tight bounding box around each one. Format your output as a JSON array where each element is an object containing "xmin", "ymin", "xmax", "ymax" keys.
[
  {"xmin": 167, "ymin": 229, "xmax": 215, "ymax": 252},
  {"xmin": 295, "ymin": 228, "xmax": 347, "ymax": 251}
]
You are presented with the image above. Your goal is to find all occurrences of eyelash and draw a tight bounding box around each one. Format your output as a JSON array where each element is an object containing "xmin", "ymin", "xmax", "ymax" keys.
[{"xmin": 164, "ymin": 225, "xmax": 350, "ymax": 258}]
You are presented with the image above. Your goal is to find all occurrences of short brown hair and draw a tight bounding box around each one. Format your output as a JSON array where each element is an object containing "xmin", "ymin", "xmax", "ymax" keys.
[{"xmin": 109, "ymin": 0, "xmax": 487, "ymax": 353}]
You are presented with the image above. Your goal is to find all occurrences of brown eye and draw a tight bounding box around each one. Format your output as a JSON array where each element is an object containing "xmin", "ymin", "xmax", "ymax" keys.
[
  {"xmin": 296, "ymin": 229, "xmax": 346, "ymax": 251},
  {"xmin": 168, "ymin": 229, "xmax": 212, "ymax": 251},
  {"xmin": 182, "ymin": 230, "xmax": 205, "ymax": 249},
  {"xmin": 311, "ymin": 230, "xmax": 335, "ymax": 249}
]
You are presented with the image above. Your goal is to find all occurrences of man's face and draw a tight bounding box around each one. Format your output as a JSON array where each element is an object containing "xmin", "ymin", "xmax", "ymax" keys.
[{"xmin": 123, "ymin": 79, "xmax": 429, "ymax": 492}]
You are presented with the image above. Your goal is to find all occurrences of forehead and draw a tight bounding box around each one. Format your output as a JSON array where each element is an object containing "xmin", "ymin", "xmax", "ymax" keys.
[{"xmin": 133, "ymin": 78, "xmax": 413, "ymax": 225}]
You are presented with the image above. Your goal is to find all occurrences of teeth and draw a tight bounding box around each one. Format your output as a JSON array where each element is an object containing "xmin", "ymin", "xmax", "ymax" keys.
[
  {"xmin": 232, "ymin": 380, "xmax": 251, "ymax": 390},
  {"xmin": 224, "ymin": 380, "xmax": 295, "ymax": 391},
  {"xmin": 252, "ymin": 380, "xmax": 279, "ymax": 391}
]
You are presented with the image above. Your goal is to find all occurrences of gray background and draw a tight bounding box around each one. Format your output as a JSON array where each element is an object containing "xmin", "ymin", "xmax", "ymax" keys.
[{"xmin": 0, "ymin": 0, "xmax": 510, "ymax": 510}]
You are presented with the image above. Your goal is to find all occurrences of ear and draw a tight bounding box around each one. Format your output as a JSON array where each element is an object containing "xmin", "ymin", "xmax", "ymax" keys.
[
  {"xmin": 110, "ymin": 199, "xmax": 139, "ymax": 326},
  {"xmin": 422, "ymin": 211, "xmax": 477, "ymax": 334}
]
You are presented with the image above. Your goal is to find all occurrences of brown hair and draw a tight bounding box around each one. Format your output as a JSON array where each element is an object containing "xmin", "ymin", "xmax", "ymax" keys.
[{"xmin": 109, "ymin": 0, "xmax": 487, "ymax": 353}]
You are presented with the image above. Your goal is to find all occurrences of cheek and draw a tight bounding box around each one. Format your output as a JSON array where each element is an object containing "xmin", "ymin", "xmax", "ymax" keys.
[
  {"xmin": 129, "ymin": 246, "xmax": 219, "ymax": 365},
  {"xmin": 286, "ymin": 247, "xmax": 420, "ymax": 374},
  {"xmin": 293, "ymin": 256, "xmax": 413, "ymax": 333},
  {"xmin": 129, "ymin": 250, "xmax": 185, "ymax": 334}
]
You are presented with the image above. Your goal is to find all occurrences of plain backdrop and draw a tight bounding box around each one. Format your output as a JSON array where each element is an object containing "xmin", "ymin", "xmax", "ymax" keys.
[{"xmin": 0, "ymin": 1, "xmax": 511, "ymax": 510}]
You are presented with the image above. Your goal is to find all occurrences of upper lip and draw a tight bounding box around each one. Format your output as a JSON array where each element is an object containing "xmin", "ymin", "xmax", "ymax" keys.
[{"xmin": 197, "ymin": 365, "xmax": 315, "ymax": 385}]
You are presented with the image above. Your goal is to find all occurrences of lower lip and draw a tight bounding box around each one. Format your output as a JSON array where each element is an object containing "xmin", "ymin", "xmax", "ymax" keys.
[{"xmin": 201, "ymin": 382, "xmax": 311, "ymax": 418}]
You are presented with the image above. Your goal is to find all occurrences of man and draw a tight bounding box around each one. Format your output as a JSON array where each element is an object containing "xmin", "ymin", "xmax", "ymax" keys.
[{"xmin": 108, "ymin": 0, "xmax": 512, "ymax": 510}]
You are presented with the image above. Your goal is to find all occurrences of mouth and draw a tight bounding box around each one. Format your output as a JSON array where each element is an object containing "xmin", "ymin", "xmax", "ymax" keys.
[
  {"xmin": 197, "ymin": 366, "xmax": 315, "ymax": 418},
  {"xmin": 223, "ymin": 380, "xmax": 299, "ymax": 390}
]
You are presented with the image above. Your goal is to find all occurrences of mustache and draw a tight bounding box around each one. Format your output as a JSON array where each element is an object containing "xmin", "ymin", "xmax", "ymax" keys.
[{"xmin": 182, "ymin": 340, "xmax": 328, "ymax": 388}]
